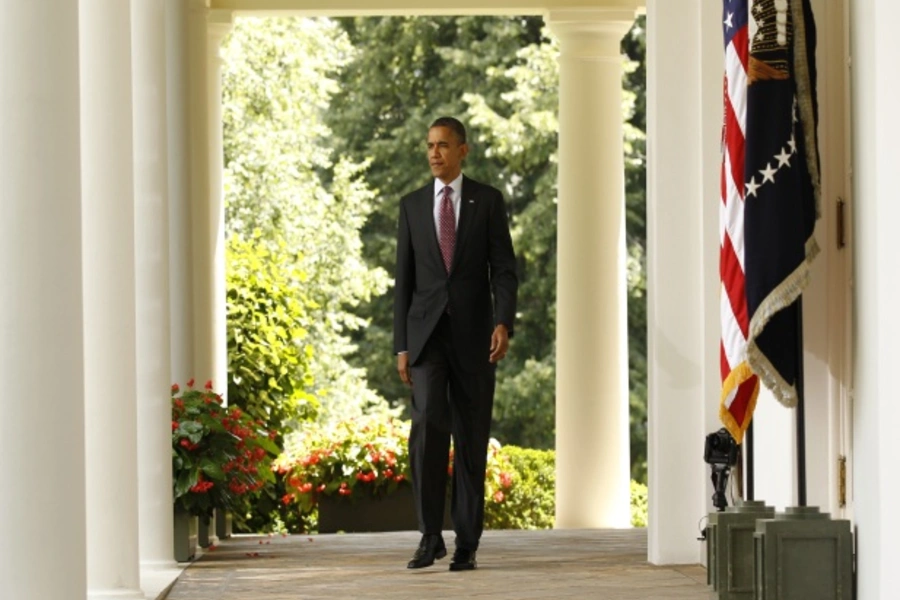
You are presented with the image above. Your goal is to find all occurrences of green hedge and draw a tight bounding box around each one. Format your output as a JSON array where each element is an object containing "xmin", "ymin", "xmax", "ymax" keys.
[{"xmin": 485, "ymin": 446, "xmax": 648, "ymax": 529}]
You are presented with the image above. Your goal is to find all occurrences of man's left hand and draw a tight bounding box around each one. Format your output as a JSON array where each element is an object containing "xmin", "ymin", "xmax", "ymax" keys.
[{"xmin": 489, "ymin": 324, "xmax": 509, "ymax": 363}]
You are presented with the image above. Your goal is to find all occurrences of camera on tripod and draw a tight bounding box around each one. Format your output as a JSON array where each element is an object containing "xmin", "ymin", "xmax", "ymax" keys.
[{"xmin": 704, "ymin": 428, "xmax": 739, "ymax": 511}]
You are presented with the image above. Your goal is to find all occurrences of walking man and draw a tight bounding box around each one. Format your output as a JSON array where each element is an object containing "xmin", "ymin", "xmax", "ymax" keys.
[{"xmin": 393, "ymin": 116, "xmax": 518, "ymax": 571}]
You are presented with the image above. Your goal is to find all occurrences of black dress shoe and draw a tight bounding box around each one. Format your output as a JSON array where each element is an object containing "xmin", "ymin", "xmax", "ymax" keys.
[
  {"xmin": 448, "ymin": 548, "xmax": 477, "ymax": 571},
  {"xmin": 407, "ymin": 534, "xmax": 447, "ymax": 569}
]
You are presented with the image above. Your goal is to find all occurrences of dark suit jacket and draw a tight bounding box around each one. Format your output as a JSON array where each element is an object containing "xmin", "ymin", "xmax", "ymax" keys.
[{"xmin": 393, "ymin": 175, "xmax": 518, "ymax": 372}]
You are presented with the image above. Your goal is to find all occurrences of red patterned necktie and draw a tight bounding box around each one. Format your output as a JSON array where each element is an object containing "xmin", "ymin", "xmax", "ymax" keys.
[{"xmin": 438, "ymin": 186, "xmax": 455, "ymax": 273}]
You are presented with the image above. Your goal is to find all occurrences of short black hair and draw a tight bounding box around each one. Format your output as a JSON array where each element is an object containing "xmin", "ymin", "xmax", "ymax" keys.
[{"xmin": 429, "ymin": 116, "xmax": 467, "ymax": 145}]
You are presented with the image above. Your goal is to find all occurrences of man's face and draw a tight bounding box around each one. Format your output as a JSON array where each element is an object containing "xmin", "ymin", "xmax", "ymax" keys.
[{"xmin": 427, "ymin": 126, "xmax": 468, "ymax": 183}]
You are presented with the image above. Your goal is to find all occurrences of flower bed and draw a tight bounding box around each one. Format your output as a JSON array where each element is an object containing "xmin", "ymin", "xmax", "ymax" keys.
[{"xmin": 274, "ymin": 413, "xmax": 649, "ymax": 531}]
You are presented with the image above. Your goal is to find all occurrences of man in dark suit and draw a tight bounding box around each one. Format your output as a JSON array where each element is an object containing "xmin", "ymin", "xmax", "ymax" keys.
[{"xmin": 393, "ymin": 116, "xmax": 518, "ymax": 572}]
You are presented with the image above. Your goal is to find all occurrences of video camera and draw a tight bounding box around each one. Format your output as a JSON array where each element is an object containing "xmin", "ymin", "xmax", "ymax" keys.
[{"xmin": 703, "ymin": 428, "xmax": 739, "ymax": 511}]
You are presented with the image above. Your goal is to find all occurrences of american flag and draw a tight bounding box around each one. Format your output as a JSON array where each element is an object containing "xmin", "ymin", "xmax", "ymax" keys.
[
  {"xmin": 719, "ymin": 0, "xmax": 821, "ymax": 442},
  {"xmin": 719, "ymin": 0, "xmax": 759, "ymax": 444}
]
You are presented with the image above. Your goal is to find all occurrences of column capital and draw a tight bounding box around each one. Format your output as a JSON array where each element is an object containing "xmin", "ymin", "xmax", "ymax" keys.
[
  {"xmin": 545, "ymin": 8, "xmax": 637, "ymax": 58},
  {"xmin": 208, "ymin": 9, "xmax": 234, "ymax": 41}
]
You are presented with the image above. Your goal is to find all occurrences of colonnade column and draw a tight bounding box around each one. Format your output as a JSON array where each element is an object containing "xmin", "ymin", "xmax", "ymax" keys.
[
  {"xmin": 547, "ymin": 9, "xmax": 636, "ymax": 528},
  {"xmin": 0, "ymin": 3, "xmax": 87, "ymax": 598},
  {"xmin": 133, "ymin": 0, "xmax": 176, "ymax": 572},
  {"xmin": 80, "ymin": 0, "xmax": 144, "ymax": 598},
  {"xmin": 188, "ymin": 4, "xmax": 232, "ymax": 394},
  {"xmin": 207, "ymin": 11, "xmax": 233, "ymax": 396},
  {"xmin": 168, "ymin": 0, "xmax": 195, "ymax": 385},
  {"xmin": 645, "ymin": 0, "xmax": 721, "ymax": 564}
]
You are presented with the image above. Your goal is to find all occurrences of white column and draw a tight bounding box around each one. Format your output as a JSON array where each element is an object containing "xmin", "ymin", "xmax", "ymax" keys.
[
  {"xmin": 0, "ymin": 4, "xmax": 87, "ymax": 599},
  {"xmin": 208, "ymin": 12, "xmax": 233, "ymax": 395},
  {"xmin": 645, "ymin": 0, "xmax": 720, "ymax": 564},
  {"xmin": 188, "ymin": 5, "xmax": 232, "ymax": 392},
  {"xmin": 80, "ymin": 0, "xmax": 144, "ymax": 598},
  {"xmin": 851, "ymin": 1, "xmax": 900, "ymax": 598},
  {"xmin": 547, "ymin": 9, "xmax": 635, "ymax": 529},
  {"xmin": 132, "ymin": 0, "xmax": 176, "ymax": 573},
  {"xmin": 168, "ymin": 0, "xmax": 195, "ymax": 385}
]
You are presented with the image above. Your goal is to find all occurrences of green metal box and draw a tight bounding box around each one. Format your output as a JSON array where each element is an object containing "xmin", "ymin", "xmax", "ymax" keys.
[
  {"xmin": 708, "ymin": 500, "xmax": 776, "ymax": 598},
  {"xmin": 753, "ymin": 506, "xmax": 853, "ymax": 600}
]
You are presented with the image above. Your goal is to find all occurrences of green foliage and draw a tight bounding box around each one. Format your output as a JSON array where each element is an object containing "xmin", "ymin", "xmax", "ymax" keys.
[
  {"xmin": 623, "ymin": 17, "xmax": 648, "ymax": 483},
  {"xmin": 222, "ymin": 17, "xmax": 391, "ymax": 428},
  {"xmin": 492, "ymin": 356, "xmax": 555, "ymax": 450},
  {"xmin": 226, "ymin": 234, "xmax": 319, "ymax": 432},
  {"xmin": 630, "ymin": 480, "xmax": 649, "ymax": 528},
  {"xmin": 275, "ymin": 414, "xmax": 413, "ymax": 515},
  {"xmin": 171, "ymin": 381, "xmax": 279, "ymax": 518},
  {"xmin": 484, "ymin": 446, "xmax": 555, "ymax": 530}
]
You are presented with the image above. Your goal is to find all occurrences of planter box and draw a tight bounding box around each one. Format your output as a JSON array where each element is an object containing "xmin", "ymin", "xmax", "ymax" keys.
[
  {"xmin": 318, "ymin": 485, "xmax": 451, "ymax": 534},
  {"xmin": 173, "ymin": 507, "xmax": 198, "ymax": 562}
]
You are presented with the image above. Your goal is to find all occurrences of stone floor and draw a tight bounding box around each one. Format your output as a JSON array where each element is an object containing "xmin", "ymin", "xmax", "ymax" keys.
[{"xmin": 163, "ymin": 529, "xmax": 715, "ymax": 599}]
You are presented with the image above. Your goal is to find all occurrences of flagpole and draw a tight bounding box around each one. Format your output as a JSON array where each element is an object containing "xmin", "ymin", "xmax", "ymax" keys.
[
  {"xmin": 746, "ymin": 421, "xmax": 754, "ymax": 501},
  {"xmin": 795, "ymin": 299, "xmax": 807, "ymax": 506}
]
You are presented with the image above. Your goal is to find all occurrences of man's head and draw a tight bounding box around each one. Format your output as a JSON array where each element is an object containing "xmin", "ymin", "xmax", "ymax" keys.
[{"xmin": 427, "ymin": 117, "xmax": 469, "ymax": 184}]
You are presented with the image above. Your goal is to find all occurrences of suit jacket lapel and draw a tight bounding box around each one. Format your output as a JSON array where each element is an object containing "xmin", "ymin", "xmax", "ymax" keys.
[
  {"xmin": 419, "ymin": 184, "xmax": 444, "ymax": 270},
  {"xmin": 451, "ymin": 176, "xmax": 476, "ymax": 274}
]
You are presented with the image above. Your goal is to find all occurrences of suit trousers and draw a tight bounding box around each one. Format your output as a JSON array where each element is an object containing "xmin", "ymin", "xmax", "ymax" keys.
[{"xmin": 408, "ymin": 313, "xmax": 495, "ymax": 551}]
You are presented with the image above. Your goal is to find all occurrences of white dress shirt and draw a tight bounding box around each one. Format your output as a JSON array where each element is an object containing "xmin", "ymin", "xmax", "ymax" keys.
[{"xmin": 433, "ymin": 173, "xmax": 463, "ymax": 234}]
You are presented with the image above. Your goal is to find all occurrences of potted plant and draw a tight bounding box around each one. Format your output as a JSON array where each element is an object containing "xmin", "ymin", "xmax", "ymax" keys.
[{"xmin": 171, "ymin": 379, "xmax": 278, "ymax": 559}]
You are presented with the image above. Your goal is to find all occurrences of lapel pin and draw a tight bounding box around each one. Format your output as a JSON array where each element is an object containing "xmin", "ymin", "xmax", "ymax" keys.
[{"xmin": 468, "ymin": 199, "xmax": 475, "ymax": 204}]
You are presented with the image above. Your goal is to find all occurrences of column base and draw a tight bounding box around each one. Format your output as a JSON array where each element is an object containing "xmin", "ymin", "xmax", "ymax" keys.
[
  {"xmin": 140, "ymin": 563, "xmax": 185, "ymax": 600},
  {"xmin": 87, "ymin": 590, "xmax": 146, "ymax": 600}
]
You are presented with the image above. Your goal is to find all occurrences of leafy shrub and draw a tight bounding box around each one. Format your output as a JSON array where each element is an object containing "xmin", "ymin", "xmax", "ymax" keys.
[
  {"xmin": 226, "ymin": 233, "xmax": 319, "ymax": 433},
  {"xmin": 630, "ymin": 480, "xmax": 648, "ymax": 527},
  {"xmin": 274, "ymin": 414, "xmax": 412, "ymax": 515},
  {"xmin": 172, "ymin": 380, "xmax": 279, "ymax": 518},
  {"xmin": 484, "ymin": 445, "xmax": 556, "ymax": 529}
]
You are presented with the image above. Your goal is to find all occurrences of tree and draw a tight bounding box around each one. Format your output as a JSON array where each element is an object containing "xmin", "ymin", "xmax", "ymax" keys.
[{"xmin": 222, "ymin": 17, "xmax": 391, "ymax": 426}]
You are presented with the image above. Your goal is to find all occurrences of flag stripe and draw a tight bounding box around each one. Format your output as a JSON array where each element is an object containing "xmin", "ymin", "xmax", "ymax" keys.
[{"xmin": 719, "ymin": 0, "xmax": 759, "ymax": 444}]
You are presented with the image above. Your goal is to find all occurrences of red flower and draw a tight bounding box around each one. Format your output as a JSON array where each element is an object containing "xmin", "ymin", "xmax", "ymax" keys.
[
  {"xmin": 204, "ymin": 379, "xmax": 213, "ymax": 390},
  {"xmin": 499, "ymin": 472, "xmax": 513, "ymax": 489},
  {"xmin": 171, "ymin": 421, "xmax": 179, "ymax": 432},
  {"xmin": 317, "ymin": 484, "xmax": 326, "ymax": 492},
  {"xmin": 171, "ymin": 383, "xmax": 180, "ymax": 394},
  {"xmin": 281, "ymin": 493, "xmax": 295, "ymax": 506},
  {"xmin": 492, "ymin": 490, "xmax": 505, "ymax": 503},
  {"xmin": 299, "ymin": 483, "xmax": 313, "ymax": 493},
  {"xmin": 186, "ymin": 378, "xmax": 195, "ymax": 388}
]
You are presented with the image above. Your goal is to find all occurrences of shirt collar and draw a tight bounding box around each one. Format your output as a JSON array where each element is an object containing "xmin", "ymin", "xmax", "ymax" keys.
[{"xmin": 434, "ymin": 173, "xmax": 463, "ymax": 199}]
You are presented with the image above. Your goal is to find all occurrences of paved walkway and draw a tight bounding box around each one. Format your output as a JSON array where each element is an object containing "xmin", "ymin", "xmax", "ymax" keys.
[{"xmin": 164, "ymin": 529, "xmax": 715, "ymax": 599}]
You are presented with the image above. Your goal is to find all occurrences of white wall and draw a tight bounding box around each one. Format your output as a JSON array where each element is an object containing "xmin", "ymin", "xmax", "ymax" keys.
[
  {"xmin": 646, "ymin": 0, "xmax": 711, "ymax": 564},
  {"xmin": 850, "ymin": 1, "xmax": 900, "ymax": 598}
]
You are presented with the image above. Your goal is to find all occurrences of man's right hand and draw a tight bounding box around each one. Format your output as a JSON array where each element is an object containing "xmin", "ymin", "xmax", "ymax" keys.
[{"xmin": 397, "ymin": 352, "xmax": 411, "ymax": 386}]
